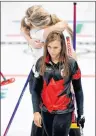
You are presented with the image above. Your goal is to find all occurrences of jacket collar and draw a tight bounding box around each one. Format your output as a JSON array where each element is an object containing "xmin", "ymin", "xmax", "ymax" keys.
[
  {"xmin": 45, "ymin": 55, "xmax": 50, "ymax": 64},
  {"xmin": 45, "ymin": 55, "xmax": 60, "ymax": 66}
]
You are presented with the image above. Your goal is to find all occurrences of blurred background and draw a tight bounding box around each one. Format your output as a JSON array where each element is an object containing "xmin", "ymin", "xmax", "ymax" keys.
[{"xmin": 1, "ymin": 2, "xmax": 95, "ymax": 136}]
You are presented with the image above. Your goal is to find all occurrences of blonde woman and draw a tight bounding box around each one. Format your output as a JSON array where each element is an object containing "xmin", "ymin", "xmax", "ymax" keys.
[
  {"xmin": 21, "ymin": 5, "xmax": 76, "ymax": 60},
  {"xmin": 21, "ymin": 5, "xmax": 80, "ymax": 136}
]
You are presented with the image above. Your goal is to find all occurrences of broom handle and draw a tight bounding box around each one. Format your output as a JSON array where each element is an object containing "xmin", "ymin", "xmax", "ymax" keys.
[{"xmin": 3, "ymin": 70, "xmax": 32, "ymax": 136}]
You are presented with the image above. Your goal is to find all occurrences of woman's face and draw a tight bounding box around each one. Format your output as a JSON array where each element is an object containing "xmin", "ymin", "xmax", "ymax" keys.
[{"xmin": 47, "ymin": 40, "xmax": 61, "ymax": 60}]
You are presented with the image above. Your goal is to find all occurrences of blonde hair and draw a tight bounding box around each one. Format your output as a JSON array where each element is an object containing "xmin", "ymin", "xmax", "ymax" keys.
[{"xmin": 21, "ymin": 5, "xmax": 73, "ymax": 40}]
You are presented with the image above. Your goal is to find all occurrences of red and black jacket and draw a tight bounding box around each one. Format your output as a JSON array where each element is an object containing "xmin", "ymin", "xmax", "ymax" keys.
[{"xmin": 31, "ymin": 56, "xmax": 84, "ymax": 116}]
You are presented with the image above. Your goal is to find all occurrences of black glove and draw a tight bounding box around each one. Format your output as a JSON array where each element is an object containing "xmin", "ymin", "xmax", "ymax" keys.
[{"xmin": 77, "ymin": 115, "xmax": 85, "ymax": 128}]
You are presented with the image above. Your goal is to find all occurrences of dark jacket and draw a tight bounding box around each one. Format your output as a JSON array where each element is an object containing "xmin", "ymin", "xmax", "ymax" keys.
[{"xmin": 31, "ymin": 56, "xmax": 84, "ymax": 116}]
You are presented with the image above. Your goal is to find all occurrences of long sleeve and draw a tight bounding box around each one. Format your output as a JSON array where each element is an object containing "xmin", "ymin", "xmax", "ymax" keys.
[
  {"xmin": 31, "ymin": 75, "xmax": 43, "ymax": 113},
  {"xmin": 31, "ymin": 57, "xmax": 43, "ymax": 113},
  {"xmin": 71, "ymin": 61, "xmax": 84, "ymax": 116}
]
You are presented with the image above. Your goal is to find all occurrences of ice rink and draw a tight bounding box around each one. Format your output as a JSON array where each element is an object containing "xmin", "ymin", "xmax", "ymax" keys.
[{"xmin": 1, "ymin": 2, "xmax": 95, "ymax": 136}]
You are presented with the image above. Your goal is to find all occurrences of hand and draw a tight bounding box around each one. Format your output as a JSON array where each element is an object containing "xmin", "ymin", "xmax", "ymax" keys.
[
  {"xmin": 77, "ymin": 115, "xmax": 85, "ymax": 128},
  {"xmin": 28, "ymin": 39, "xmax": 44, "ymax": 49},
  {"xmin": 33, "ymin": 112, "xmax": 42, "ymax": 128}
]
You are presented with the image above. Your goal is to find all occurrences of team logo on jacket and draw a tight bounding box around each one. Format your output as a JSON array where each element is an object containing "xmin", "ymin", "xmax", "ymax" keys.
[{"xmin": 61, "ymin": 69, "xmax": 64, "ymax": 77}]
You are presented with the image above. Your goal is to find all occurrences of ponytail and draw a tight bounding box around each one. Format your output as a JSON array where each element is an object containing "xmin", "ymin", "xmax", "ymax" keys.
[
  {"xmin": 50, "ymin": 14, "xmax": 60, "ymax": 25},
  {"xmin": 66, "ymin": 26, "xmax": 73, "ymax": 41},
  {"xmin": 50, "ymin": 14, "xmax": 73, "ymax": 40}
]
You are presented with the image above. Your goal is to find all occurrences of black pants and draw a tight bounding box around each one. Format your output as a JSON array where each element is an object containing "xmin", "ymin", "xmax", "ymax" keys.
[
  {"xmin": 41, "ymin": 111, "xmax": 72, "ymax": 136},
  {"xmin": 30, "ymin": 121, "xmax": 81, "ymax": 136},
  {"xmin": 30, "ymin": 121, "xmax": 47, "ymax": 136}
]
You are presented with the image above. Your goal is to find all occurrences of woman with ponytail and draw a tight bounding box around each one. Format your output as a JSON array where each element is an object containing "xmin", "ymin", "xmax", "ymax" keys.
[{"xmin": 21, "ymin": 5, "xmax": 81, "ymax": 136}]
